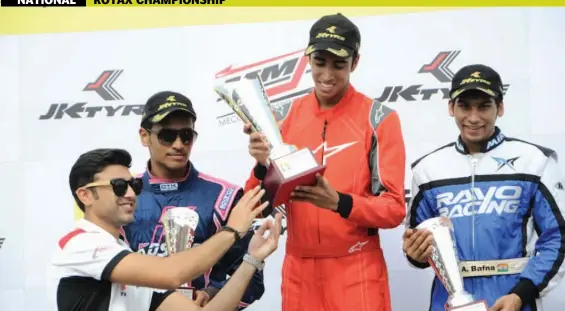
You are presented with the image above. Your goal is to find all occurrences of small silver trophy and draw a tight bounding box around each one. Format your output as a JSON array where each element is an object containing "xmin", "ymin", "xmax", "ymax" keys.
[
  {"xmin": 417, "ymin": 217, "xmax": 488, "ymax": 311},
  {"xmin": 162, "ymin": 207, "xmax": 200, "ymax": 300}
]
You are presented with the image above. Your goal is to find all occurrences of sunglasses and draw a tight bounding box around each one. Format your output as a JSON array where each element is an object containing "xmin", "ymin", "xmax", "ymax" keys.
[
  {"xmin": 83, "ymin": 178, "xmax": 143, "ymax": 197},
  {"xmin": 149, "ymin": 128, "xmax": 198, "ymax": 146}
]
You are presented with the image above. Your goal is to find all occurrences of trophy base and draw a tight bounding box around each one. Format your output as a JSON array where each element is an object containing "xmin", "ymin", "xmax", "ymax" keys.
[
  {"xmin": 178, "ymin": 286, "xmax": 195, "ymax": 300},
  {"xmin": 447, "ymin": 300, "xmax": 488, "ymax": 311},
  {"xmin": 263, "ymin": 148, "xmax": 326, "ymax": 207}
]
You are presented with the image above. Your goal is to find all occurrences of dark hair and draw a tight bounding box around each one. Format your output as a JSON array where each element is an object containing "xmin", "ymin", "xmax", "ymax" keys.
[
  {"xmin": 451, "ymin": 90, "xmax": 503, "ymax": 106},
  {"xmin": 69, "ymin": 148, "xmax": 132, "ymax": 212}
]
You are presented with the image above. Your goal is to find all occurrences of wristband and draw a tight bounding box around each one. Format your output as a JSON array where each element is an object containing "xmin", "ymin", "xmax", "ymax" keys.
[
  {"xmin": 221, "ymin": 226, "xmax": 241, "ymax": 243},
  {"xmin": 243, "ymin": 253, "xmax": 265, "ymax": 271}
]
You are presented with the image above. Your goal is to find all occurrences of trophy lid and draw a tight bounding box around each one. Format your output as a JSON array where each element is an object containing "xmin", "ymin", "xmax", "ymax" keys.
[{"xmin": 163, "ymin": 207, "xmax": 199, "ymax": 230}]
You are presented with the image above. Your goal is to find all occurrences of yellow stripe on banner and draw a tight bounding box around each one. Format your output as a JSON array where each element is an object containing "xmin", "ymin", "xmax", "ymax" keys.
[
  {"xmin": 84, "ymin": 0, "xmax": 565, "ymax": 6},
  {"xmin": 0, "ymin": 7, "xmax": 456, "ymax": 35}
]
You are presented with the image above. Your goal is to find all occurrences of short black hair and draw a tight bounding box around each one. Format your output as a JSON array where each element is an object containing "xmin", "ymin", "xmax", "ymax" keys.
[
  {"xmin": 451, "ymin": 89, "xmax": 503, "ymax": 106},
  {"xmin": 69, "ymin": 148, "xmax": 132, "ymax": 212}
]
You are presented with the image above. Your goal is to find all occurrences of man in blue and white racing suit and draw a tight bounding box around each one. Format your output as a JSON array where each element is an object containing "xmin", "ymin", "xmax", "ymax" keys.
[
  {"xmin": 403, "ymin": 64, "xmax": 565, "ymax": 311},
  {"xmin": 122, "ymin": 91, "xmax": 264, "ymax": 311}
]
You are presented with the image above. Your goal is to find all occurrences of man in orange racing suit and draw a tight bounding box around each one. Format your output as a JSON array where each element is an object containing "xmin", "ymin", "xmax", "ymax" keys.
[{"xmin": 242, "ymin": 13, "xmax": 407, "ymax": 311}]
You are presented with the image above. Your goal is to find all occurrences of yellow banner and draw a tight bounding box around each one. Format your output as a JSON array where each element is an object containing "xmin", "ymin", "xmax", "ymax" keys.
[
  {"xmin": 0, "ymin": 7, "xmax": 454, "ymax": 35},
  {"xmin": 84, "ymin": 0, "xmax": 565, "ymax": 6}
]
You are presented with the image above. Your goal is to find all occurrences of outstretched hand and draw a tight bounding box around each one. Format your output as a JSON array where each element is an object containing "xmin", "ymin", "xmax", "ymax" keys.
[
  {"xmin": 247, "ymin": 213, "xmax": 283, "ymax": 261},
  {"xmin": 226, "ymin": 186, "xmax": 269, "ymax": 235}
]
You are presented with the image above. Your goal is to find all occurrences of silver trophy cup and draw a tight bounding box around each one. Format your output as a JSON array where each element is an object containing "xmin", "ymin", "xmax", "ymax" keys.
[
  {"xmin": 417, "ymin": 217, "xmax": 488, "ymax": 311},
  {"xmin": 214, "ymin": 76, "xmax": 326, "ymax": 208},
  {"xmin": 214, "ymin": 76, "xmax": 296, "ymax": 161},
  {"xmin": 162, "ymin": 207, "xmax": 200, "ymax": 300}
]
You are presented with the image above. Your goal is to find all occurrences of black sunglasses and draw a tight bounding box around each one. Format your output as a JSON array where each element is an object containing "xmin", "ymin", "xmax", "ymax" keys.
[
  {"xmin": 149, "ymin": 128, "xmax": 198, "ymax": 146},
  {"xmin": 83, "ymin": 178, "xmax": 143, "ymax": 197}
]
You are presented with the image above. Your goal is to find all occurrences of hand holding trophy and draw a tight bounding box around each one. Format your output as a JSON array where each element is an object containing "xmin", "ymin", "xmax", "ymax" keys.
[
  {"xmin": 163, "ymin": 207, "xmax": 200, "ymax": 300},
  {"xmin": 417, "ymin": 217, "xmax": 488, "ymax": 311},
  {"xmin": 214, "ymin": 77, "xmax": 326, "ymax": 207}
]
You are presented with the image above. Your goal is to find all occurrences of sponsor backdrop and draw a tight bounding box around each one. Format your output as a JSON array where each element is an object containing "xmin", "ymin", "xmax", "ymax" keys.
[{"xmin": 1, "ymin": 6, "xmax": 565, "ymax": 311}]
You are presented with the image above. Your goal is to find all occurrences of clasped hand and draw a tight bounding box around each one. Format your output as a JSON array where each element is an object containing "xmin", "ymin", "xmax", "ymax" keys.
[
  {"xmin": 290, "ymin": 174, "xmax": 340, "ymax": 211},
  {"xmin": 243, "ymin": 123, "xmax": 340, "ymax": 211}
]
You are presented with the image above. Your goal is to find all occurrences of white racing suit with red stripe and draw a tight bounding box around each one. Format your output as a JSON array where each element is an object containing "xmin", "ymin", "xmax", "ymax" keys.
[{"xmin": 406, "ymin": 127, "xmax": 565, "ymax": 311}]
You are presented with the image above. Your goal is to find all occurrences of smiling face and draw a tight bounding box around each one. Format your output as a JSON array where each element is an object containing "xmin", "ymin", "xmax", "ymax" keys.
[
  {"xmin": 77, "ymin": 164, "xmax": 138, "ymax": 227},
  {"xmin": 309, "ymin": 50, "xmax": 359, "ymax": 105},
  {"xmin": 449, "ymin": 90, "xmax": 504, "ymax": 150}
]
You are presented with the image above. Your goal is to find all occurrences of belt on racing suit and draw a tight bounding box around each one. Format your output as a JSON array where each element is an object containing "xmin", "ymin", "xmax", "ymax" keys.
[
  {"xmin": 459, "ymin": 257, "xmax": 529, "ymax": 277},
  {"xmin": 286, "ymin": 238, "xmax": 380, "ymax": 258}
]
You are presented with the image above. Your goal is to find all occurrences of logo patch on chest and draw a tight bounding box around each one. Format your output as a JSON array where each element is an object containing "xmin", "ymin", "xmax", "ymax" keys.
[{"xmin": 159, "ymin": 183, "xmax": 179, "ymax": 192}]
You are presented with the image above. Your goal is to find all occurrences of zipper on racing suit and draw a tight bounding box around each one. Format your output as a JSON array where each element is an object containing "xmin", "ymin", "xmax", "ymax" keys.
[
  {"xmin": 321, "ymin": 120, "xmax": 328, "ymax": 165},
  {"xmin": 470, "ymin": 156, "xmax": 478, "ymax": 255},
  {"xmin": 318, "ymin": 120, "xmax": 328, "ymax": 244},
  {"xmin": 469, "ymin": 154, "xmax": 480, "ymax": 294}
]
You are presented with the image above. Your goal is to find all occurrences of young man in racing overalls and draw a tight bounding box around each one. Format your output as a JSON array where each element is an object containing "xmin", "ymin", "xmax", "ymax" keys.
[
  {"xmin": 243, "ymin": 13, "xmax": 407, "ymax": 311},
  {"xmin": 403, "ymin": 64, "xmax": 565, "ymax": 311},
  {"xmin": 122, "ymin": 91, "xmax": 264, "ymax": 310}
]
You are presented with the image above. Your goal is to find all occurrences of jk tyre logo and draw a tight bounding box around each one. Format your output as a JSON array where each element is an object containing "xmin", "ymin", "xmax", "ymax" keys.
[
  {"xmin": 83, "ymin": 70, "xmax": 124, "ymax": 101},
  {"xmin": 417, "ymin": 51, "xmax": 460, "ymax": 83},
  {"xmin": 215, "ymin": 49, "xmax": 313, "ymax": 127},
  {"xmin": 376, "ymin": 50, "xmax": 510, "ymax": 103},
  {"xmin": 39, "ymin": 69, "xmax": 145, "ymax": 120}
]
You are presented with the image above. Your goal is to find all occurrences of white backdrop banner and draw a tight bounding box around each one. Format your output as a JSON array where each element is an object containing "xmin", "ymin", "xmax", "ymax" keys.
[{"xmin": 1, "ymin": 7, "xmax": 565, "ymax": 311}]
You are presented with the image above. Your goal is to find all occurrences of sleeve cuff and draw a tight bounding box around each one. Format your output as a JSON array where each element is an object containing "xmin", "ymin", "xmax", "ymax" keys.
[
  {"xmin": 149, "ymin": 290, "xmax": 175, "ymax": 311},
  {"xmin": 406, "ymin": 254, "xmax": 430, "ymax": 269},
  {"xmin": 100, "ymin": 250, "xmax": 131, "ymax": 281},
  {"xmin": 253, "ymin": 163, "xmax": 267, "ymax": 180},
  {"xmin": 509, "ymin": 278, "xmax": 539, "ymax": 307},
  {"xmin": 202, "ymin": 286, "xmax": 220, "ymax": 299},
  {"xmin": 336, "ymin": 192, "xmax": 353, "ymax": 219}
]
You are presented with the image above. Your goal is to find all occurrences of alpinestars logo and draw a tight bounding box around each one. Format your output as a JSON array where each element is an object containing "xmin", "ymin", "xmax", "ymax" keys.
[
  {"xmin": 375, "ymin": 50, "xmax": 510, "ymax": 103},
  {"xmin": 215, "ymin": 49, "xmax": 313, "ymax": 127},
  {"xmin": 39, "ymin": 69, "xmax": 144, "ymax": 120}
]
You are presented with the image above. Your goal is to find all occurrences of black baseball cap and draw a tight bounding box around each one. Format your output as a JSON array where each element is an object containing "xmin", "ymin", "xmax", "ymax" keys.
[
  {"xmin": 141, "ymin": 91, "xmax": 197, "ymax": 127},
  {"xmin": 449, "ymin": 64, "xmax": 504, "ymax": 100},
  {"xmin": 305, "ymin": 13, "xmax": 361, "ymax": 59}
]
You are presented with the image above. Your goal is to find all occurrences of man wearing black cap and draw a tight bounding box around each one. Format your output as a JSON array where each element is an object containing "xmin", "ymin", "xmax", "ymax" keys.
[
  {"xmin": 243, "ymin": 13, "xmax": 407, "ymax": 311},
  {"xmin": 122, "ymin": 91, "xmax": 266, "ymax": 310},
  {"xmin": 403, "ymin": 64, "xmax": 565, "ymax": 311}
]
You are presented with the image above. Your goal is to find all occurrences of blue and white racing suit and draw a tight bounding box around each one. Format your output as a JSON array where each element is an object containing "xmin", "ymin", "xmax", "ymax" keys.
[
  {"xmin": 406, "ymin": 127, "xmax": 565, "ymax": 311},
  {"xmin": 122, "ymin": 162, "xmax": 264, "ymax": 310}
]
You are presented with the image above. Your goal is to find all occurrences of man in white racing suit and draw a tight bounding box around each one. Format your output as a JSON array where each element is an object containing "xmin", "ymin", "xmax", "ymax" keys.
[{"xmin": 402, "ymin": 64, "xmax": 565, "ymax": 311}]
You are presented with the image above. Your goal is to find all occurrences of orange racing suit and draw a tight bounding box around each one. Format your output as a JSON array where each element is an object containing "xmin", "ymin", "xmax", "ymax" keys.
[{"xmin": 244, "ymin": 85, "xmax": 407, "ymax": 311}]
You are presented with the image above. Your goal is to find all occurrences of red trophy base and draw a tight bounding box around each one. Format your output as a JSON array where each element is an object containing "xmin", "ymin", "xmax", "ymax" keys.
[
  {"xmin": 178, "ymin": 285, "xmax": 195, "ymax": 300},
  {"xmin": 447, "ymin": 300, "xmax": 488, "ymax": 311},
  {"xmin": 263, "ymin": 148, "xmax": 326, "ymax": 207}
]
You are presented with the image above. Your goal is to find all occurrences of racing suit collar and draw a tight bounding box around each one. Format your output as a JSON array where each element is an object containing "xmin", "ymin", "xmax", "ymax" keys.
[
  {"xmin": 143, "ymin": 161, "xmax": 198, "ymax": 193},
  {"xmin": 77, "ymin": 218, "xmax": 126, "ymax": 243},
  {"xmin": 455, "ymin": 126, "xmax": 505, "ymax": 155},
  {"xmin": 310, "ymin": 83, "xmax": 357, "ymax": 119}
]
